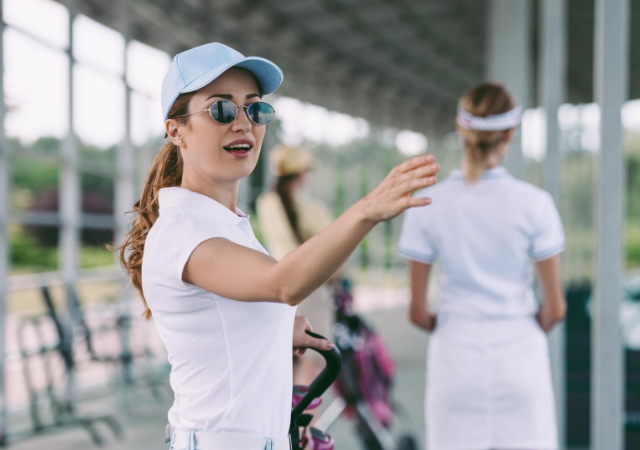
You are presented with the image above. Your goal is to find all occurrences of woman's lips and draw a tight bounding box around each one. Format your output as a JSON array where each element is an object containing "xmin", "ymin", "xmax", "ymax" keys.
[
  {"xmin": 223, "ymin": 139, "xmax": 254, "ymax": 158},
  {"xmin": 225, "ymin": 149, "xmax": 251, "ymax": 159}
]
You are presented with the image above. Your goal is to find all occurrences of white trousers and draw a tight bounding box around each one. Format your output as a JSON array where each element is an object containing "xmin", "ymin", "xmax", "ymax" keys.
[{"xmin": 168, "ymin": 428, "xmax": 292, "ymax": 450}]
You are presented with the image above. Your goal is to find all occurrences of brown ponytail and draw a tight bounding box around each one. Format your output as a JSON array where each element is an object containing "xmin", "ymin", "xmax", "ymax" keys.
[
  {"xmin": 456, "ymin": 83, "xmax": 516, "ymax": 183},
  {"xmin": 116, "ymin": 92, "xmax": 195, "ymax": 319},
  {"xmin": 275, "ymin": 174, "xmax": 305, "ymax": 244}
]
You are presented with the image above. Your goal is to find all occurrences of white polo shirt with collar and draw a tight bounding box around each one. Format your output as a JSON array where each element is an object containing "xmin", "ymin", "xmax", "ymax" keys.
[
  {"xmin": 141, "ymin": 187, "xmax": 297, "ymax": 438},
  {"xmin": 398, "ymin": 166, "xmax": 565, "ymax": 319}
]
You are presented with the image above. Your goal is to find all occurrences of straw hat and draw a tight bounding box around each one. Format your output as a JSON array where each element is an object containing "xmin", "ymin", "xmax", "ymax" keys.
[{"xmin": 269, "ymin": 145, "xmax": 314, "ymax": 177}]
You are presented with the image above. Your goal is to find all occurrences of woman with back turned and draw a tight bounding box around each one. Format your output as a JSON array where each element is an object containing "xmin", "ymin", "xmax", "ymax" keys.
[{"xmin": 399, "ymin": 83, "xmax": 566, "ymax": 450}]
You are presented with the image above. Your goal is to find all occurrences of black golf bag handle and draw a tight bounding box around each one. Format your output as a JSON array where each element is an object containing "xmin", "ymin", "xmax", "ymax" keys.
[{"xmin": 290, "ymin": 331, "xmax": 342, "ymax": 424}]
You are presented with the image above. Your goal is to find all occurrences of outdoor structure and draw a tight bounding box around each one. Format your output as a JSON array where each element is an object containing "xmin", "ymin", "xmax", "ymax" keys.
[{"xmin": 0, "ymin": 0, "xmax": 638, "ymax": 449}]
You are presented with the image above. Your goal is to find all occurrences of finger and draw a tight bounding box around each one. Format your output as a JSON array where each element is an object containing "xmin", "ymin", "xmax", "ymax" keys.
[
  {"xmin": 400, "ymin": 176, "xmax": 437, "ymax": 196},
  {"xmin": 303, "ymin": 336, "xmax": 334, "ymax": 350},
  {"xmin": 403, "ymin": 196, "xmax": 433, "ymax": 209},
  {"xmin": 298, "ymin": 348, "xmax": 307, "ymax": 355},
  {"xmin": 395, "ymin": 154, "xmax": 435, "ymax": 175},
  {"xmin": 397, "ymin": 163, "xmax": 440, "ymax": 185},
  {"xmin": 396, "ymin": 166, "xmax": 437, "ymax": 191}
]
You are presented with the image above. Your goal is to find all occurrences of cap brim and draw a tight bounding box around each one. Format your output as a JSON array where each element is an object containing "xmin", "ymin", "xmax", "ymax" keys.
[{"xmin": 181, "ymin": 56, "xmax": 283, "ymax": 97}]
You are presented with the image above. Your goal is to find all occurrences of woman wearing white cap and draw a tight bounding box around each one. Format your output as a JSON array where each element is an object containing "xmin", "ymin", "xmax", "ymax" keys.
[
  {"xmin": 117, "ymin": 42, "xmax": 440, "ymax": 450},
  {"xmin": 257, "ymin": 145, "xmax": 336, "ymax": 386},
  {"xmin": 398, "ymin": 83, "xmax": 566, "ymax": 450}
]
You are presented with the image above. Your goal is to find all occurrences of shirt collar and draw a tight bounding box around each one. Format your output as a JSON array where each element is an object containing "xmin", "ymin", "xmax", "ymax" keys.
[
  {"xmin": 158, "ymin": 187, "xmax": 247, "ymax": 225},
  {"xmin": 448, "ymin": 166, "xmax": 510, "ymax": 181}
]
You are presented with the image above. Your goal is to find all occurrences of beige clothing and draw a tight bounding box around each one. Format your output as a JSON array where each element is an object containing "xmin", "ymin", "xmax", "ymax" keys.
[
  {"xmin": 256, "ymin": 191, "xmax": 334, "ymax": 338},
  {"xmin": 256, "ymin": 191, "xmax": 333, "ymax": 260}
]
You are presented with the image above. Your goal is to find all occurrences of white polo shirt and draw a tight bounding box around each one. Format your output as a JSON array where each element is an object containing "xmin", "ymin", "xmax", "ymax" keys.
[
  {"xmin": 141, "ymin": 187, "xmax": 297, "ymax": 438},
  {"xmin": 398, "ymin": 166, "xmax": 564, "ymax": 318}
]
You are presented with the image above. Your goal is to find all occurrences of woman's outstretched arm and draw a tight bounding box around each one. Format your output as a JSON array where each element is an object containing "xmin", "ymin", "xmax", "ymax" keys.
[{"xmin": 183, "ymin": 154, "xmax": 440, "ymax": 305}]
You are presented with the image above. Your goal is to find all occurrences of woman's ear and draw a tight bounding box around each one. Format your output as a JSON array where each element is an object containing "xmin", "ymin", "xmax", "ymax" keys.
[
  {"xmin": 503, "ymin": 128, "xmax": 516, "ymax": 143},
  {"xmin": 166, "ymin": 119, "xmax": 182, "ymax": 147}
]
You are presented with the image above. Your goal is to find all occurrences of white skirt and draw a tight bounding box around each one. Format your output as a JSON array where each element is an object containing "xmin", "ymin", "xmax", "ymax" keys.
[{"xmin": 426, "ymin": 313, "xmax": 558, "ymax": 450}]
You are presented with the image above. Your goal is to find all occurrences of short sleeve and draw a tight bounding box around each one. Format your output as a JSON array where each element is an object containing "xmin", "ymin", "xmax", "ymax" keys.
[
  {"xmin": 530, "ymin": 192, "xmax": 565, "ymax": 261},
  {"xmin": 397, "ymin": 206, "xmax": 437, "ymax": 264},
  {"xmin": 159, "ymin": 213, "xmax": 237, "ymax": 285}
]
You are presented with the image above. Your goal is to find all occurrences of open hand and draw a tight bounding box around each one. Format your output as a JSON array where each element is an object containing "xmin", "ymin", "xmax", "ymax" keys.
[{"xmin": 358, "ymin": 154, "xmax": 439, "ymax": 223}]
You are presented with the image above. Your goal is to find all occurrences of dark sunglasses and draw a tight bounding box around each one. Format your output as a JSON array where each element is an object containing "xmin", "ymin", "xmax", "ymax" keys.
[{"xmin": 172, "ymin": 100, "xmax": 276, "ymax": 126}]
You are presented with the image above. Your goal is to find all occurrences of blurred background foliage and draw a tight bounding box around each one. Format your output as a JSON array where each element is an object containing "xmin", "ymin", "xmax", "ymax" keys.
[{"xmin": 8, "ymin": 129, "xmax": 640, "ymax": 275}]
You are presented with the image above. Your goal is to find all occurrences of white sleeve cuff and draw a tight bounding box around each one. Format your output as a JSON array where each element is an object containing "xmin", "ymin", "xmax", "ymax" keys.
[
  {"xmin": 532, "ymin": 242, "xmax": 565, "ymax": 261},
  {"xmin": 398, "ymin": 246, "xmax": 435, "ymax": 264}
]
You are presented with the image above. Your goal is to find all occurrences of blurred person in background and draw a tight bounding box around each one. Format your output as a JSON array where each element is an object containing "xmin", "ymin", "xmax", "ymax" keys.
[
  {"xmin": 117, "ymin": 42, "xmax": 440, "ymax": 450},
  {"xmin": 257, "ymin": 145, "xmax": 336, "ymax": 386},
  {"xmin": 398, "ymin": 83, "xmax": 566, "ymax": 450}
]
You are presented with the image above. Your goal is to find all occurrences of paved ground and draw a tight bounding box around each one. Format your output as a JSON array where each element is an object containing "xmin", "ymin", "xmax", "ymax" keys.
[{"xmin": 9, "ymin": 303, "xmax": 430, "ymax": 450}]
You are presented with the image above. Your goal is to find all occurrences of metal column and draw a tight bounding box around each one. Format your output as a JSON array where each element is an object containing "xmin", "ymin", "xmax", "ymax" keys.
[
  {"xmin": 539, "ymin": 0, "xmax": 567, "ymax": 446},
  {"xmin": 59, "ymin": 0, "xmax": 79, "ymax": 407},
  {"xmin": 0, "ymin": 6, "xmax": 9, "ymax": 445},
  {"xmin": 592, "ymin": 0, "xmax": 628, "ymax": 448},
  {"xmin": 115, "ymin": 1, "xmax": 135, "ymax": 259},
  {"xmin": 115, "ymin": 0, "xmax": 135, "ymax": 403},
  {"xmin": 487, "ymin": 0, "xmax": 531, "ymax": 179}
]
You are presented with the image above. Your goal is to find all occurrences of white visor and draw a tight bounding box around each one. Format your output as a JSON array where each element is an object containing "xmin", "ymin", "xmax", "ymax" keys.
[{"xmin": 456, "ymin": 105, "xmax": 522, "ymax": 131}]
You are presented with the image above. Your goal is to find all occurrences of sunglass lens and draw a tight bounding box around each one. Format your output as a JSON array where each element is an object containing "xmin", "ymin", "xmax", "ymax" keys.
[
  {"xmin": 209, "ymin": 100, "xmax": 238, "ymax": 124},
  {"xmin": 248, "ymin": 102, "xmax": 276, "ymax": 125}
]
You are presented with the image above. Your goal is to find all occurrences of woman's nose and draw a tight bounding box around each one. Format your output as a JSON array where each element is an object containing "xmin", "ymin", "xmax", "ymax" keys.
[{"xmin": 231, "ymin": 107, "xmax": 252, "ymax": 132}]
